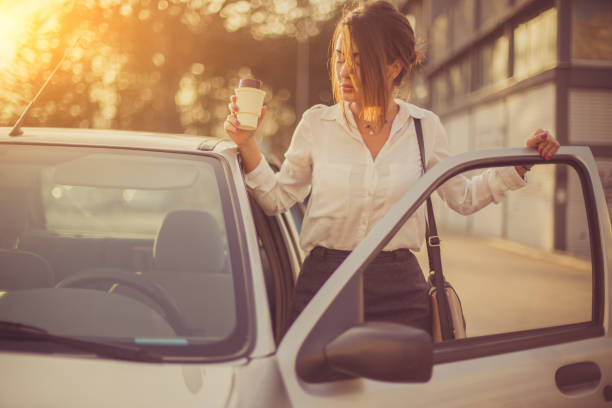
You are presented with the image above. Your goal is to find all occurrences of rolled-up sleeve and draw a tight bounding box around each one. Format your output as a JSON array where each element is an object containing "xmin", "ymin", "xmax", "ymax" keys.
[
  {"xmin": 427, "ymin": 114, "xmax": 526, "ymax": 215},
  {"xmin": 244, "ymin": 109, "xmax": 315, "ymax": 216}
]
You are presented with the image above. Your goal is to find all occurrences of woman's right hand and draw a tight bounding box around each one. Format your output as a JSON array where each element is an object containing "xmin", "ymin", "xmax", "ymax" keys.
[{"xmin": 223, "ymin": 95, "xmax": 267, "ymax": 147}]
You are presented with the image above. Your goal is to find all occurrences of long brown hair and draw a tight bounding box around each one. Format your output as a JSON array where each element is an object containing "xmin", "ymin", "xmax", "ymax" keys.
[{"xmin": 330, "ymin": 1, "xmax": 421, "ymax": 128}]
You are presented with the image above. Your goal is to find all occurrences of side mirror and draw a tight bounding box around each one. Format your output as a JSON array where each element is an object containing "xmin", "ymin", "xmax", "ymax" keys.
[{"xmin": 324, "ymin": 322, "xmax": 433, "ymax": 383}]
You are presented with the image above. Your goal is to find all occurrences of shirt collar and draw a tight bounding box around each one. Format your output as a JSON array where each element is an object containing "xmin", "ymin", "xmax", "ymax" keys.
[
  {"xmin": 390, "ymin": 99, "xmax": 427, "ymax": 136},
  {"xmin": 398, "ymin": 99, "xmax": 427, "ymax": 119},
  {"xmin": 320, "ymin": 102, "xmax": 358, "ymax": 139}
]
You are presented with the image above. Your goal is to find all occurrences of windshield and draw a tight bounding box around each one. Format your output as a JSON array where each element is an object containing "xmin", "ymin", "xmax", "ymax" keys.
[{"xmin": 0, "ymin": 143, "xmax": 249, "ymax": 360}]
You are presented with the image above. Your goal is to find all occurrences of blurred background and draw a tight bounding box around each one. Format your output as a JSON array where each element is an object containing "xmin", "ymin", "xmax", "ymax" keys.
[
  {"xmin": 0, "ymin": 0, "xmax": 351, "ymax": 159},
  {"xmin": 1, "ymin": 0, "xmax": 611, "ymax": 254},
  {"xmin": 402, "ymin": 0, "xmax": 612, "ymax": 257}
]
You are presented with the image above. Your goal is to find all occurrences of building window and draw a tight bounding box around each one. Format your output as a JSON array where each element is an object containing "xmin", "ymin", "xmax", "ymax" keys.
[
  {"xmin": 572, "ymin": 0, "xmax": 612, "ymax": 62},
  {"xmin": 477, "ymin": 0, "xmax": 511, "ymax": 30},
  {"xmin": 449, "ymin": 56, "xmax": 471, "ymax": 102},
  {"xmin": 451, "ymin": 0, "xmax": 475, "ymax": 52},
  {"xmin": 431, "ymin": 12, "xmax": 449, "ymax": 63},
  {"xmin": 404, "ymin": 0, "xmax": 425, "ymax": 45},
  {"xmin": 513, "ymin": 8, "xmax": 557, "ymax": 80},
  {"xmin": 432, "ymin": 71, "xmax": 450, "ymax": 112},
  {"xmin": 478, "ymin": 34, "xmax": 509, "ymax": 89}
]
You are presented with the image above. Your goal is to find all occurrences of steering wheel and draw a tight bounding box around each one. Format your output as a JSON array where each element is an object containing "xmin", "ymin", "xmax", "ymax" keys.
[{"xmin": 56, "ymin": 268, "xmax": 190, "ymax": 336}]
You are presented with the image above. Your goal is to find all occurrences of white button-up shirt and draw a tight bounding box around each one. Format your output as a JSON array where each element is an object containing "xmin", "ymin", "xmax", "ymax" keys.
[{"xmin": 245, "ymin": 99, "xmax": 526, "ymax": 253}]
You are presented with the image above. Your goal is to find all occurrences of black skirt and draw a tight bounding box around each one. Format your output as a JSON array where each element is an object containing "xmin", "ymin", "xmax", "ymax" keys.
[{"xmin": 292, "ymin": 246, "xmax": 432, "ymax": 335}]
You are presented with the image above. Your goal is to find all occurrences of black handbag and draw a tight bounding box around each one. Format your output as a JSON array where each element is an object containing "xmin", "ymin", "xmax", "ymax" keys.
[{"xmin": 414, "ymin": 118, "xmax": 467, "ymax": 342}]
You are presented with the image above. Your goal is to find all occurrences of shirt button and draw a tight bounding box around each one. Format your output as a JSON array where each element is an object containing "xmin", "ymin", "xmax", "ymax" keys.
[{"xmin": 367, "ymin": 191, "xmax": 373, "ymax": 197}]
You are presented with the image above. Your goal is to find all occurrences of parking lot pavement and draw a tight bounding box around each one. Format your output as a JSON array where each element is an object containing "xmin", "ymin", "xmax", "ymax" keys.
[{"xmin": 413, "ymin": 232, "xmax": 591, "ymax": 337}]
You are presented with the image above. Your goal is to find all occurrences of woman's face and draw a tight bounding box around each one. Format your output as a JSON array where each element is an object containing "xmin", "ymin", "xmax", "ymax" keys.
[
  {"xmin": 335, "ymin": 33, "xmax": 361, "ymax": 103},
  {"xmin": 335, "ymin": 33, "xmax": 402, "ymax": 106}
]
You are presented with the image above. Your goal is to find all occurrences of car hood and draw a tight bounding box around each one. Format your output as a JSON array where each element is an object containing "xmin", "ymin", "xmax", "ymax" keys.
[{"xmin": 0, "ymin": 352, "xmax": 236, "ymax": 407}]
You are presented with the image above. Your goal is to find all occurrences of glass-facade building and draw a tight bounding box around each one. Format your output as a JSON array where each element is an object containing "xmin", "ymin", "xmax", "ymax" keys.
[{"xmin": 402, "ymin": 0, "xmax": 612, "ymax": 254}]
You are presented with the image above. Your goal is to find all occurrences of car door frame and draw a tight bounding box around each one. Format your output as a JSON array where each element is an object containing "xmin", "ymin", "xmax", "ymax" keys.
[
  {"xmin": 276, "ymin": 146, "xmax": 611, "ymax": 407},
  {"xmin": 249, "ymin": 195, "xmax": 300, "ymax": 342}
]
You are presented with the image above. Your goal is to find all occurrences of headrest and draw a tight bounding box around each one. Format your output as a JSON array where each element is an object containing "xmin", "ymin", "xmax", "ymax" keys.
[
  {"xmin": 0, "ymin": 189, "xmax": 28, "ymax": 248},
  {"xmin": 153, "ymin": 210, "xmax": 227, "ymax": 273},
  {"xmin": 0, "ymin": 249, "xmax": 54, "ymax": 289}
]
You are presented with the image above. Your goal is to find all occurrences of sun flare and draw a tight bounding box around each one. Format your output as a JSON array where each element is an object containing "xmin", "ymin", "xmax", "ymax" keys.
[{"xmin": 0, "ymin": 0, "xmax": 65, "ymax": 70}]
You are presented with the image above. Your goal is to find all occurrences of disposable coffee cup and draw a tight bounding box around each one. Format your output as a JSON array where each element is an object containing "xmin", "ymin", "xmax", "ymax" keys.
[{"xmin": 234, "ymin": 79, "xmax": 266, "ymax": 131}]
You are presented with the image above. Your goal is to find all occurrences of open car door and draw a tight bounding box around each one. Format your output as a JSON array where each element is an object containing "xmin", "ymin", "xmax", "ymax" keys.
[{"xmin": 277, "ymin": 146, "xmax": 612, "ymax": 407}]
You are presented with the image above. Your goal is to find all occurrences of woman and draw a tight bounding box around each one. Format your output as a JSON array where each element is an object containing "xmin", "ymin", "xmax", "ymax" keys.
[{"xmin": 224, "ymin": 1, "xmax": 559, "ymax": 334}]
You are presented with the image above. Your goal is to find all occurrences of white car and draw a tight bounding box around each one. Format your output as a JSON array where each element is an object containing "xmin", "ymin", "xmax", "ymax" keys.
[{"xmin": 0, "ymin": 127, "xmax": 610, "ymax": 407}]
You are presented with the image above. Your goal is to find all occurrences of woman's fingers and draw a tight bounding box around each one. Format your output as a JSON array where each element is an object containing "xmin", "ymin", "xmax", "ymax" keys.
[
  {"xmin": 541, "ymin": 140, "xmax": 560, "ymax": 160},
  {"xmin": 527, "ymin": 129, "xmax": 559, "ymax": 160},
  {"xmin": 227, "ymin": 95, "xmax": 239, "ymax": 118},
  {"xmin": 538, "ymin": 143, "xmax": 550, "ymax": 160},
  {"xmin": 224, "ymin": 115, "xmax": 238, "ymax": 134},
  {"xmin": 525, "ymin": 129, "xmax": 548, "ymax": 148},
  {"xmin": 225, "ymin": 113, "xmax": 240, "ymax": 129},
  {"xmin": 224, "ymin": 110, "xmax": 244, "ymax": 133},
  {"xmin": 257, "ymin": 105, "xmax": 268, "ymax": 127},
  {"xmin": 227, "ymin": 102, "xmax": 239, "ymax": 116}
]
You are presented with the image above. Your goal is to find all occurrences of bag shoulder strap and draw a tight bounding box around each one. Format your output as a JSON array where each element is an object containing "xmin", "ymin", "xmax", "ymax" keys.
[{"xmin": 414, "ymin": 118, "xmax": 455, "ymax": 340}]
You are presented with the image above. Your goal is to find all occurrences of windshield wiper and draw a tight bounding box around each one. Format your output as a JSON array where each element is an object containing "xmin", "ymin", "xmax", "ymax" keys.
[{"xmin": 0, "ymin": 321, "xmax": 163, "ymax": 362}]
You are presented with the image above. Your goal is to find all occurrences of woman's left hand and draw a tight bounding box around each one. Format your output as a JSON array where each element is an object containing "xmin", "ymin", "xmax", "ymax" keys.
[
  {"xmin": 525, "ymin": 129, "xmax": 560, "ymax": 160},
  {"xmin": 515, "ymin": 129, "xmax": 560, "ymax": 177}
]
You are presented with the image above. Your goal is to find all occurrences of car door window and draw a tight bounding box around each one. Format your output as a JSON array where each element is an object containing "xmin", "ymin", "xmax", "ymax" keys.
[
  {"xmin": 423, "ymin": 162, "xmax": 594, "ymax": 340},
  {"xmin": 389, "ymin": 160, "xmax": 607, "ymax": 376}
]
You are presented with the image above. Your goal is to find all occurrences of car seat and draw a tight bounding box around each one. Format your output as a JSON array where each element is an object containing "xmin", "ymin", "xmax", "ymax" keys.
[
  {"xmin": 153, "ymin": 209, "xmax": 227, "ymax": 274},
  {"xmin": 0, "ymin": 189, "xmax": 54, "ymax": 289},
  {"xmin": 143, "ymin": 210, "xmax": 235, "ymax": 336}
]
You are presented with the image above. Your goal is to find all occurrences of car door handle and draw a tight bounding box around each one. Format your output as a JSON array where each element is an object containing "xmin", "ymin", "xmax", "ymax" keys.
[{"xmin": 555, "ymin": 362, "xmax": 601, "ymax": 395}]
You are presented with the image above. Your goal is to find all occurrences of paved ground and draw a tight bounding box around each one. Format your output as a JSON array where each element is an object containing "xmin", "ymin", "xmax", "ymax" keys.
[{"xmin": 413, "ymin": 232, "xmax": 592, "ymax": 337}]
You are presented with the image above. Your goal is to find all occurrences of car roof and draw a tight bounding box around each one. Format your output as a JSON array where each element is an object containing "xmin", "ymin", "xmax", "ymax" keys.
[{"xmin": 0, "ymin": 127, "xmax": 238, "ymax": 155}]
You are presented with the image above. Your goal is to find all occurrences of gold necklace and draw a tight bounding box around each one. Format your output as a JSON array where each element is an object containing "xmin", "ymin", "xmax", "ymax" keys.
[{"xmin": 363, "ymin": 119, "xmax": 389, "ymax": 135}]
